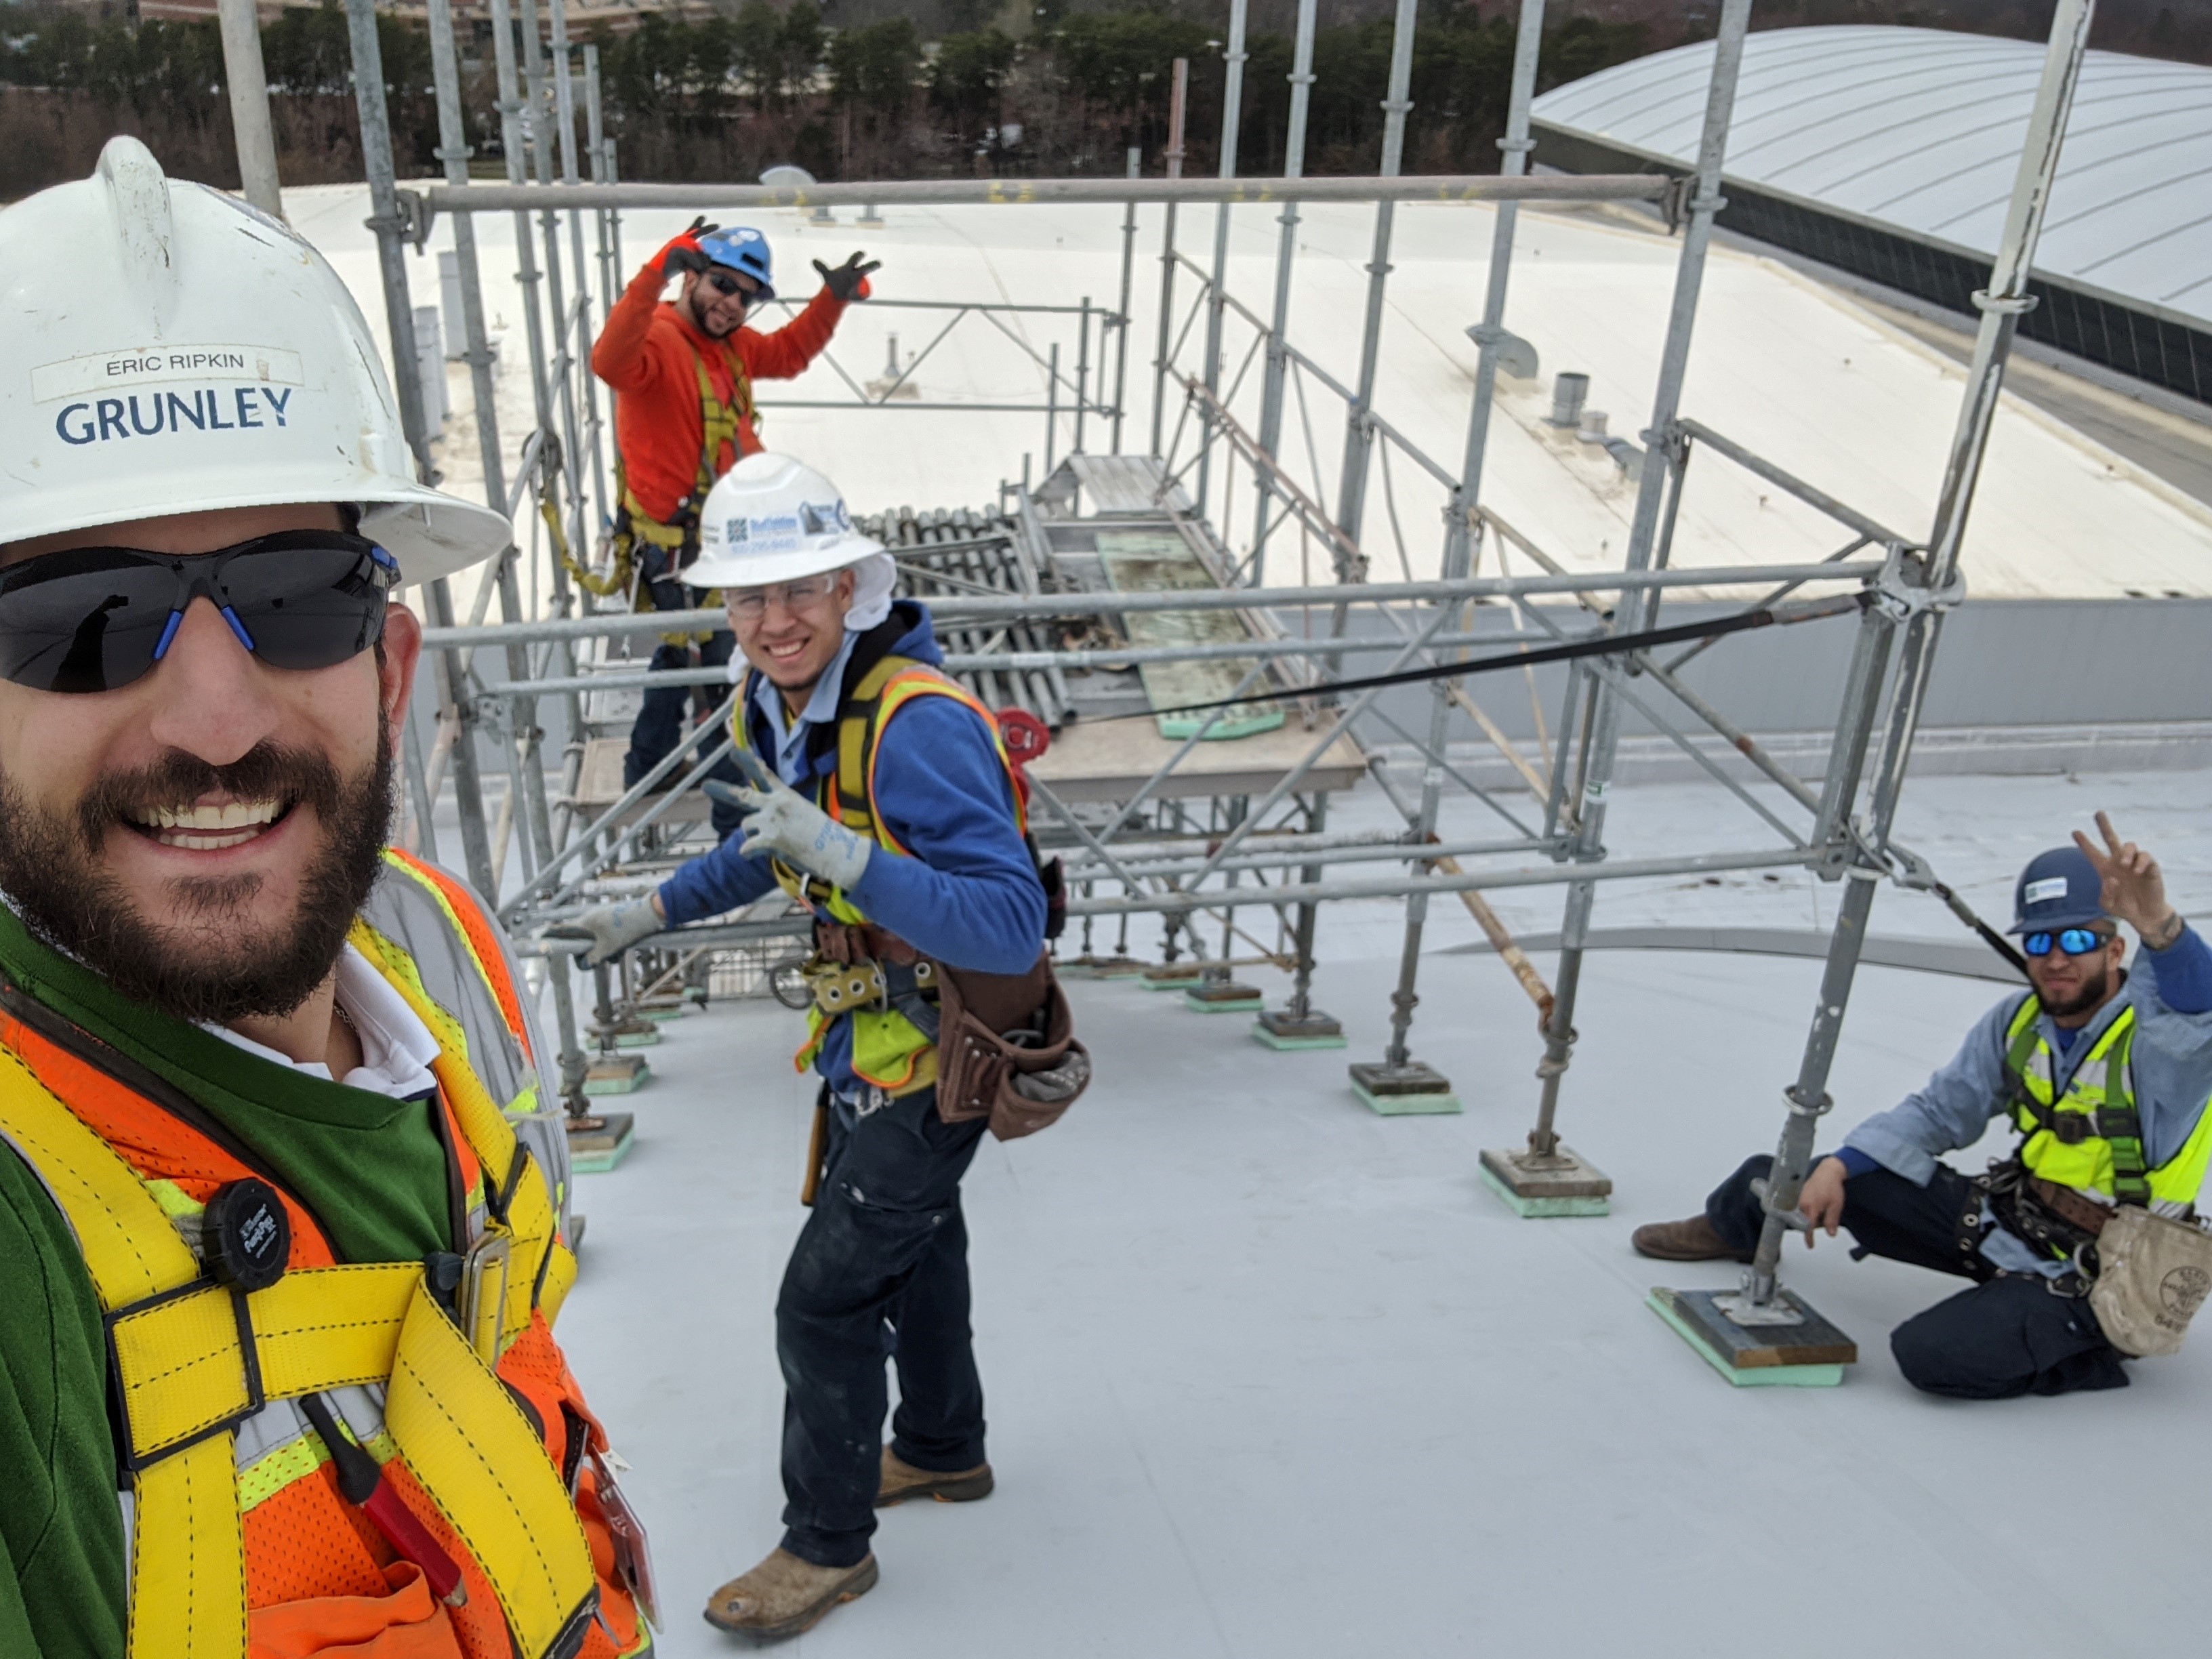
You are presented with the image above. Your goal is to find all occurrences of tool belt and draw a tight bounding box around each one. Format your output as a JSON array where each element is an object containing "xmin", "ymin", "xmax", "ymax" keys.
[
  {"xmin": 1977, "ymin": 1157, "xmax": 2107, "ymax": 1264},
  {"xmin": 811, "ymin": 920, "xmax": 1088, "ymax": 1141}
]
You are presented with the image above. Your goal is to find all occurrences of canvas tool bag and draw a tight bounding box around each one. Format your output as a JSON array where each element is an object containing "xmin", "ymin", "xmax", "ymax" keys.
[{"xmin": 2088, "ymin": 1204, "xmax": 2212, "ymax": 1357}]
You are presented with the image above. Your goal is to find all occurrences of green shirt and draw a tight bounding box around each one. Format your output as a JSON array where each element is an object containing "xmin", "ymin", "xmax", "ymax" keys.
[{"xmin": 0, "ymin": 905, "xmax": 456, "ymax": 1659}]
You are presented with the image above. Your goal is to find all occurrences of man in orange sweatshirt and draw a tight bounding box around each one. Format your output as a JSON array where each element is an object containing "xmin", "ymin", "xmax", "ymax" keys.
[{"xmin": 591, "ymin": 220, "xmax": 878, "ymax": 803}]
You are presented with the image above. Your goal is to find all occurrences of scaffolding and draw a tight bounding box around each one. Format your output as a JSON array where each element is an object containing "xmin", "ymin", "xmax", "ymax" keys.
[{"xmin": 344, "ymin": 0, "xmax": 2099, "ymax": 1332}]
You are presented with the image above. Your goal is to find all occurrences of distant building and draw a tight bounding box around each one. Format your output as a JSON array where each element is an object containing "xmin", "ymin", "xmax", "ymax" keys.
[{"xmin": 1531, "ymin": 25, "xmax": 2212, "ymax": 408}]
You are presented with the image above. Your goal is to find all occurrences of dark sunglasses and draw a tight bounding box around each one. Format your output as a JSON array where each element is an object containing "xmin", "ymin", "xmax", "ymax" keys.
[
  {"xmin": 705, "ymin": 270, "xmax": 756, "ymax": 300},
  {"xmin": 0, "ymin": 531, "xmax": 399, "ymax": 695},
  {"xmin": 2024, "ymin": 927, "xmax": 2111, "ymax": 958}
]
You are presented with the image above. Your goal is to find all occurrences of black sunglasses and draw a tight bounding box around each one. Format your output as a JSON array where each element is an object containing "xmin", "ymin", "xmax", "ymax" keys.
[
  {"xmin": 0, "ymin": 531, "xmax": 400, "ymax": 695},
  {"xmin": 705, "ymin": 270, "xmax": 755, "ymax": 300}
]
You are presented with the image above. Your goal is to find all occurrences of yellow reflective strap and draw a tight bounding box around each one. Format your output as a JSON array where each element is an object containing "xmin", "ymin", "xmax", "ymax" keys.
[
  {"xmin": 386, "ymin": 1277, "xmax": 597, "ymax": 1656},
  {"xmin": 107, "ymin": 1264, "xmax": 421, "ymax": 1464},
  {"xmin": 108, "ymin": 1284, "xmax": 253, "ymax": 1458},
  {"xmin": 0, "ymin": 1047, "xmax": 199, "ymax": 1305},
  {"xmin": 348, "ymin": 919, "xmax": 520, "ymax": 1194},
  {"xmin": 539, "ymin": 1241, "xmax": 579, "ymax": 1328},
  {"xmin": 128, "ymin": 1439, "xmax": 246, "ymax": 1659},
  {"xmin": 0, "ymin": 1053, "xmax": 247, "ymax": 1659},
  {"xmin": 497, "ymin": 1158, "xmax": 557, "ymax": 1347}
]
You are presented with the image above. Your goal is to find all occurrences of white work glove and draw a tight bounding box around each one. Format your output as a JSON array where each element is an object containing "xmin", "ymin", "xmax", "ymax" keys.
[
  {"xmin": 706, "ymin": 753, "xmax": 873, "ymax": 892},
  {"xmin": 544, "ymin": 898, "xmax": 661, "ymax": 966}
]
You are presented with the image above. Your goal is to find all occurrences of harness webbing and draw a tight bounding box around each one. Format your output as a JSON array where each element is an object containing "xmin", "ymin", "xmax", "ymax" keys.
[{"xmin": 2004, "ymin": 1004, "xmax": 2150, "ymax": 1206}]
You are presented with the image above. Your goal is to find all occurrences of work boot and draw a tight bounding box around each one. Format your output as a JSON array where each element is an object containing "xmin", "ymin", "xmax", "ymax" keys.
[
  {"xmin": 701, "ymin": 1548, "xmax": 878, "ymax": 1641},
  {"xmin": 1631, "ymin": 1213, "xmax": 1753, "ymax": 1263},
  {"xmin": 876, "ymin": 1447, "xmax": 994, "ymax": 1507}
]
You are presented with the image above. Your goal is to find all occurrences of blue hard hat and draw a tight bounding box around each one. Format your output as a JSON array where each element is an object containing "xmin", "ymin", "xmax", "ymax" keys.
[
  {"xmin": 697, "ymin": 226, "xmax": 774, "ymax": 300},
  {"xmin": 2009, "ymin": 845, "xmax": 2110, "ymax": 935}
]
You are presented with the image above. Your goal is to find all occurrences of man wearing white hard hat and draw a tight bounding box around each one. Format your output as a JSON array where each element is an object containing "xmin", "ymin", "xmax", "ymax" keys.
[
  {"xmin": 558, "ymin": 453, "xmax": 1079, "ymax": 1639},
  {"xmin": 0, "ymin": 140, "xmax": 653, "ymax": 1657}
]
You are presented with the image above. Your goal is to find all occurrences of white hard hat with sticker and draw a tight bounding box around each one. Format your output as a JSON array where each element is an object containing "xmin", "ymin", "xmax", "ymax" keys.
[
  {"xmin": 1, "ymin": 137, "xmax": 511, "ymax": 582},
  {"xmin": 688, "ymin": 452, "xmax": 886, "ymax": 590}
]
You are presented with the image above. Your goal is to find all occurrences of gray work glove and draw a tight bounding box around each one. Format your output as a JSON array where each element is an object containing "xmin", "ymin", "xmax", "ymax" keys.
[
  {"xmin": 705, "ymin": 750, "xmax": 873, "ymax": 892},
  {"xmin": 545, "ymin": 898, "xmax": 662, "ymax": 966}
]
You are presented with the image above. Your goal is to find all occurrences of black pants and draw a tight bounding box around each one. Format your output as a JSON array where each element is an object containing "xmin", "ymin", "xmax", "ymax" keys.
[
  {"xmin": 620, "ymin": 559, "xmax": 745, "ymax": 838},
  {"xmin": 777, "ymin": 1084, "xmax": 989, "ymax": 1568},
  {"xmin": 1706, "ymin": 1154, "xmax": 2127, "ymax": 1399}
]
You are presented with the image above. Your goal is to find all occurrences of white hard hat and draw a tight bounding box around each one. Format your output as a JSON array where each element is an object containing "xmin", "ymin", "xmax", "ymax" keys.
[
  {"xmin": 689, "ymin": 452, "xmax": 886, "ymax": 590},
  {"xmin": 0, "ymin": 137, "xmax": 510, "ymax": 582}
]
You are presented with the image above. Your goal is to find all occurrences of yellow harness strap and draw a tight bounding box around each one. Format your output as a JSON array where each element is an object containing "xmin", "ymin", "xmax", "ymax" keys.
[{"xmin": 0, "ymin": 1024, "xmax": 596, "ymax": 1656}]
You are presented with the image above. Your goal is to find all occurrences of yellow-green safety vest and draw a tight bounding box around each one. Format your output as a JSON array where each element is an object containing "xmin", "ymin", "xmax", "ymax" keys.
[
  {"xmin": 2005, "ymin": 996, "xmax": 2212, "ymax": 1221},
  {"xmin": 735, "ymin": 653, "xmax": 1025, "ymax": 1097}
]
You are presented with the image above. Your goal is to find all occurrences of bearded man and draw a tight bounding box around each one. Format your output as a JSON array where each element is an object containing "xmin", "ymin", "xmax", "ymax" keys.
[
  {"xmin": 0, "ymin": 139, "xmax": 652, "ymax": 1658},
  {"xmin": 1633, "ymin": 818, "xmax": 2212, "ymax": 1399}
]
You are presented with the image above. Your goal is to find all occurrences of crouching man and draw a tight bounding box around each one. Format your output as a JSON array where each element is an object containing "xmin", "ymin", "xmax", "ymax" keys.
[
  {"xmin": 0, "ymin": 141, "xmax": 650, "ymax": 1656},
  {"xmin": 559, "ymin": 453, "xmax": 1050, "ymax": 1639},
  {"xmin": 1635, "ymin": 817, "xmax": 2212, "ymax": 1399}
]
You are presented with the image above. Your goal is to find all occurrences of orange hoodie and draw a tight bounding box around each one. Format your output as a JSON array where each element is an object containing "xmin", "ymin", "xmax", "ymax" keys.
[{"xmin": 592, "ymin": 262, "xmax": 846, "ymax": 524}]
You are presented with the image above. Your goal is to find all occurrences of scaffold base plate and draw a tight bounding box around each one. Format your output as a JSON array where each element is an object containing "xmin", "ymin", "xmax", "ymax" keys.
[
  {"xmin": 1349, "ymin": 1063, "xmax": 1460, "ymax": 1116},
  {"xmin": 611, "ymin": 1028, "xmax": 661, "ymax": 1049},
  {"xmin": 1478, "ymin": 1158, "xmax": 1611, "ymax": 1218},
  {"xmin": 1139, "ymin": 970, "xmax": 1206, "ymax": 991},
  {"xmin": 583, "ymin": 1054, "xmax": 651, "ymax": 1096},
  {"xmin": 1648, "ymin": 1287, "xmax": 1855, "ymax": 1386},
  {"xmin": 1185, "ymin": 982, "xmax": 1263, "ymax": 1013},
  {"xmin": 1252, "ymin": 1010, "xmax": 1347, "ymax": 1050},
  {"xmin": 568, "ymin": 1112, "xmax": 636, "ymax": 1173}
]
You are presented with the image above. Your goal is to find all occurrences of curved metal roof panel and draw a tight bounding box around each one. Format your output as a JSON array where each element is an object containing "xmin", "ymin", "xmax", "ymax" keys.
[{"xmin": 1530, "ymin": 25, "xmax": 2212, "ymax": 327}]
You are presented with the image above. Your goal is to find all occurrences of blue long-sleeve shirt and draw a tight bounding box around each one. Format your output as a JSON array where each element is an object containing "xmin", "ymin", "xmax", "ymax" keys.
[
  {"xmin": 656, "ymin": 605, "xmax": 1045, "ymax": 1094},
  {"xmin": 1835, "ymin": 926, "xmax": 2212, "ymax": 1273}
]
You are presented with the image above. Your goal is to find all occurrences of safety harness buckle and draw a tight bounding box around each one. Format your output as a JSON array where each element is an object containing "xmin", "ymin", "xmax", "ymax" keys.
[{"xmin": 104, "ymin": 1278, "xmax": 265, "ymax": 1473}]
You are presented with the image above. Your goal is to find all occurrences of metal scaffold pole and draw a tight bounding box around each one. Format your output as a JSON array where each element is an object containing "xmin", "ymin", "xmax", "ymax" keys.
[
  {"xmin": 217, "ymin": 0, "xmax": 283, "ymax": 221},
  {"xmin": 1194, "ymin": 0, "xmax": 1249, "ymax": 520},
  {"xmin": 1248, "ymin": 0, "xmax": 1317, "ymax": 585},
  {"xmin": 345, "ymin": 0, "xmax": 497, "ymax": 905},
  {"xmin": 1730, "ymin": 0, "xmax": 2098, "ymax": 1324},
  {"xmin": 548, "ymin": 0, "xmax": 612, "ymax": 528},
  {"xmin": 1113, "ymin": 146, "xmax": 1140, "ymax": 453},
  {"xmin": 1352, "ymin": 0, "xmax": 1549, "ymax": 1120},
  {"xmin": 1514, "ymin": 0, "xmax": 1755, "ymax": 1194},
  {"xmin": 1334, "ymin": 0, "xmax": 1418, "ymax": 550},
  {"xmin": 1150, "ymin": 58, "xmax": 1189, "ymax": 460}
]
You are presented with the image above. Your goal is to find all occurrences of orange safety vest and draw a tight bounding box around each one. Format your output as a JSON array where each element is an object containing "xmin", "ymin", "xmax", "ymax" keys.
[{"xmin": 0, "ymin": 848, "xmax": 649, "ymax": 1659}]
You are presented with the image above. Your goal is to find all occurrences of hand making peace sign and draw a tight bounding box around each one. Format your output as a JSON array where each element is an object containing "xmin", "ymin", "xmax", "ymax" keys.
[{"xmin": 2073, "ymin": 811, "xmax": 2184, "ymax": 949}]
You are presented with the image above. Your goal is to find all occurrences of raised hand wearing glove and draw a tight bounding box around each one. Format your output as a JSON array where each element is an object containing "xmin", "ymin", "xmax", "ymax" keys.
[
  {"xmin": 544, "ymin": 897, "xmax": 664, "ymax": 966},
  {"xmin": 813, "ymin": 251, "xmax": 880, "ymax": 304},
  {"xmin": 657, "ymin": 216, "xmax": 721, "ymax": 279},
  {"xmin": 705, "ymin": 750, "xmax": 874, "ymax": 892}
]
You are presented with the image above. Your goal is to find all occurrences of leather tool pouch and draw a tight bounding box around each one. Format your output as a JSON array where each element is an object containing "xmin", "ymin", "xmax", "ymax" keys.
[{"xmin": 933, "ymin": 951, "xmax": 1089, "ymax": 1141}]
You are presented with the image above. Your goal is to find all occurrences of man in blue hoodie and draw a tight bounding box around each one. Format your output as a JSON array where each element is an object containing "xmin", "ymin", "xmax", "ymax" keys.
[
  {"xmin": 1633, "ymin": 817, "xmax": 2212, "ymax": 1399},
  {"xmin": 558, "ymin": 453, "xmax": 1046, "ymax": 1638}
]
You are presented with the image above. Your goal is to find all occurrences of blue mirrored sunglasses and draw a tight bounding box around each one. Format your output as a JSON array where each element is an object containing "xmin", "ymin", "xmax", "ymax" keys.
[{"xmin": 2023, "ymin": 927, "xmax": 2109, "ymax": 958}]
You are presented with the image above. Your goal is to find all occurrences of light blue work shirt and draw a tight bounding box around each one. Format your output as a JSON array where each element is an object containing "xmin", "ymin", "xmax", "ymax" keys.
[{"xmin": 749, "ymin": 628, "xmax": 863, "ymax": 787}]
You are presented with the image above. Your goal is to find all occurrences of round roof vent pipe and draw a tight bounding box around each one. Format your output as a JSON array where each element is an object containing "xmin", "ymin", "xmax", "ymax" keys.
[{"xmin": 1547, "ymin": 372, "xmax": 1589, "ymax": 429}]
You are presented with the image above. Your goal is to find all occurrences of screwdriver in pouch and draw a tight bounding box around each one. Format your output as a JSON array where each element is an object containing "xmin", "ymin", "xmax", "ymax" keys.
[{"xmin": 297, "ymin": 1391, "xmax": 468, "ymax": 1607}]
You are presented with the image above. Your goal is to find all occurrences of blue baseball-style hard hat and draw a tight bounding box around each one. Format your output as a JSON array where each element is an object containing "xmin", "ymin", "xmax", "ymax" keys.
[
  {"xmin": 696, "ymin": 226, "xmax": 774, "ymax": 300},
  {"xmin": 2009, "ymin": 845, "xmax": 2110, "ymax": 935}
]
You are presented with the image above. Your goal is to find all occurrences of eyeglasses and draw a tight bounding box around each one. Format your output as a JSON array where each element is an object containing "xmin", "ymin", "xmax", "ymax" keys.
[
  {"xmin": 0, "ymin": 531, "xmax": 398, "ymax": 695},
  {"xmin": 2024, "ymin": 927, "xmax": 2111, "ymax": 958},
  {"xmin": 727, "ymin": 577, "xmax": 836, "ymax": 620},
  {"xmin": 705, "ymin": 270, "xmax": 757, "ymax": 300}
]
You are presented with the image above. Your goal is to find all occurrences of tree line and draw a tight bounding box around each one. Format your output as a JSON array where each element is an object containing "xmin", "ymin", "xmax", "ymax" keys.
[{"xmin": 0, "ymin": 0, "xmax": 1654, "ymax": 199}]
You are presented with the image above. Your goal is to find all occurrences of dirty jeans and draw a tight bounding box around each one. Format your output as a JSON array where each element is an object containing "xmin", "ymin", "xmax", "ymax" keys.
[
  {"xmin": 778, "ymin": 1083, "xmax": 989, "ymax": 1567},
  {"xmin": 1707, "ymin": 1153, "xmax": 2127, "ymax": 1399}
]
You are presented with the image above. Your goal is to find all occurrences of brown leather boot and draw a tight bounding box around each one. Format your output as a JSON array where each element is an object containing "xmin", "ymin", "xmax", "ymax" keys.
[
  {"xmin": 1631, "ymin": 1213, "xmax": 1753, "ymax": 1263},
  {"xmin": 876, "ymin": 1447, "xmax": 994, "ymax": 1507},
  {"xmin": 701, "ymin": 1548, "xmax": 878, "ymax": 1640}
]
